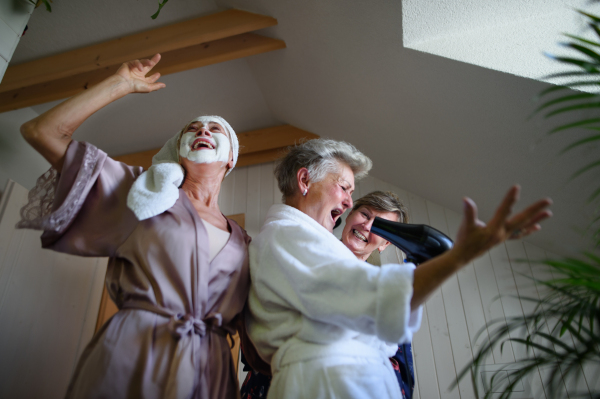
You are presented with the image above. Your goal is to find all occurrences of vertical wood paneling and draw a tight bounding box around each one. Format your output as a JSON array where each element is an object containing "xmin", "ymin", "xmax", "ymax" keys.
[
  {"xmin": 446, "ymin": 209, "xmax": 493, "ymax": 368},
  {"xmin": 232, "ymin": 167, "xmax": 248, "ymax": 215},
  {"xmin": 428, "ymin": 200, "xmax": 474, "ymax": 399},
  {"xmin": 408, "ymin": 192, "xmax": 442, "ymax": 399},
  {"xmin": 0, "ymin": 181, "xmax": 26, "ymax": 293},
  {"xmin": 489, "ymin": 244, "xmax": 547, "ymax": 398},
  {"xmin": 472, "ymin": 250, "xmax": 515, "ymax": 364},
  {"xmin": 0, "ymin": 181, "xmax": 107, "ymax": 399},
  {"xmin": 245, "ymin": 165, "xmax": 262, "ymax": 238},
  {"xmin": 218, "ymin": 167, "xmax": 235, "ymax": 216},
  {"xmin": 259, "ymin": 163, "xmax": 274, "ymax": 227},
  {"xmin": 412, "ymin": 305, "xmax": 439, "ymax": 399}
]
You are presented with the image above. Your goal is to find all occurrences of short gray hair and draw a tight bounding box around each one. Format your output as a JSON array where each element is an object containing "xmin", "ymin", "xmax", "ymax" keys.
[
  {"xmin": 275, "ymin": 138, "xmax": 372, "ymax": 200},
  {"xmin": 351, "ymin": 191, "xmax": 409, "ymax": 223}
]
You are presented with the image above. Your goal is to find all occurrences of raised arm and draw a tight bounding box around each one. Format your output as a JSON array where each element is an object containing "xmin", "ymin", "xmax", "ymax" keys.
[
  {"xmin": 21, "ymin": 54, "xmax": 166, "ymax": 170},
  {"xmin": 410, "ymin": 185, "xmax": 552, "ymax": 310}
]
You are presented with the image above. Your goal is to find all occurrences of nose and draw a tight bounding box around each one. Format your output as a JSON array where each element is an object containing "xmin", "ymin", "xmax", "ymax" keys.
[
  {"xmin": 343, "ymin": 193, "xmax": 353, "ymax": 210},
  {"xmin": 364, "ymin": 217, "xmax": 374, "ymax": 232},
  {"xmin": 196, "ymin": 126, "xmax": 212, "ymax": 137}
]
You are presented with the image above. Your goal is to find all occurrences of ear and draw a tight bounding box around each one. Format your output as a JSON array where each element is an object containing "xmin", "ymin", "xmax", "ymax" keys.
[
  {"xmin": 296, "ymin": 167, "xmax": 310, "ymax": 194},
  {"xmin": 226, "ymin": 149, "xmax": 234, "ymax": 170},
  {"xmin": 378, "ymin": 241, "xmax": 391, "ymax": 253}
]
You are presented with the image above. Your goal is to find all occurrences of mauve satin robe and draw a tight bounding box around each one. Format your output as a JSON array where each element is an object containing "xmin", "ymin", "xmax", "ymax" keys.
[{"xmin": 33, "ymin": 141, "xmax": 250, "ymax": 399}]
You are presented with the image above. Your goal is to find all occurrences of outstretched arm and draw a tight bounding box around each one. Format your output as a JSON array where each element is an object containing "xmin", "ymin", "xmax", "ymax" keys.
[
  {"xmin": 21, "ymin": 54, "xmax": 166, "ymax": 170},
  {"xmin": 410, "ymin": 185, "xmax": 552, "ymax": 310}
]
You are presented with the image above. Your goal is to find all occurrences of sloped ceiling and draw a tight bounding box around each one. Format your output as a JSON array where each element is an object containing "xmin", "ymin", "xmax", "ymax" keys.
[{"xmin": 7, "ymin": 0, "xmax": 600, "ymax": 256}]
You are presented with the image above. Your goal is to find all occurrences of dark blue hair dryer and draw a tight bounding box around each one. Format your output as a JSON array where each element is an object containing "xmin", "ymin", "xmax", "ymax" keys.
[{"xmin": 371, "ymin": 217, "xmax": 453, "ymax": 265}]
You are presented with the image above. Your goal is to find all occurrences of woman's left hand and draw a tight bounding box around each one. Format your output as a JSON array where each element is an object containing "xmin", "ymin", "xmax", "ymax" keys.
[{"xmin": 452, "ymin": 185, "xmax": 552, "ymax": 265}]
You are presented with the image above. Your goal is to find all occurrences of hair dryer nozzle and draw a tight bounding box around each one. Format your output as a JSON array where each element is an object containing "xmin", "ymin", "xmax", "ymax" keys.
[{"xmin": 371, "ymin": 217, "xmax": 453, "ymax": 264}]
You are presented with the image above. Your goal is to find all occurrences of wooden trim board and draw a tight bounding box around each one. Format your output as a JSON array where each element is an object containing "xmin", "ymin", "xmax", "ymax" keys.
[
  {"xmin": 0, "ymin": 33, "xmax": 285, "ymax": 113},
  {"xmin": 1, "ymin": 10, "xmax": 278, "ymax": 92}
]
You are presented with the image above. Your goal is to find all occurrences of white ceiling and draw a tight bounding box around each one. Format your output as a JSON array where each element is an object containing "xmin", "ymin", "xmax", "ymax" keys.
[
  {"xmin": 7, "ymin": 0, "xmax": 600, "ymax": 256},
  {"xmin": 404, "ymin": 0, "xmax": 600, "ymax": 85}
]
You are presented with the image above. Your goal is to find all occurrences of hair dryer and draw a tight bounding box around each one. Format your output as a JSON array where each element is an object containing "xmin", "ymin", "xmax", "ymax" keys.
[{"xmin": 371, "ymin": 217, "xmax": 453, "ymax": 265}]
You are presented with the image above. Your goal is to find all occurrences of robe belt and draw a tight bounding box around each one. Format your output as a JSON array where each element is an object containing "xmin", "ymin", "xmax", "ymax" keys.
[{"xmin": 121, "ymin": 300, "xmax": 233, "ymax": 339}]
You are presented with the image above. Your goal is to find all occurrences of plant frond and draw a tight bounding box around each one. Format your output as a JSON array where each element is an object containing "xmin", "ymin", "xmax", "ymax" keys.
[
  {"xmin": 550, "ymin": 56, "xmax": 600, "ymax": 73},
  {"xmin": 549, "ymin": 118, "xmax": 600, "ymax": 134},
  {"xmin": 561, "ymin": 134, "xmax": 600, "ymax": 153},
  {"xmin": 563, "ymin": 42, "xmax": 600, "ymax": 63},
  {"xmin": 572, "ymin": 159, "xmax": 600, "ymax": 178},
  {"xmin": 532, "ymin": 93, "xmax": 598, "ymax": 115},
  {"xmin": 545, "ymin": 101, "xmax": 600, "ymax": 118},
  {"xmin": 564, "ymin": 33, "xmax": 600, "ymax": 49}
]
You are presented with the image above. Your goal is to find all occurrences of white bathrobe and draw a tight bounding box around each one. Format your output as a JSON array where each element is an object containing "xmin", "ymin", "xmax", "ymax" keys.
[{"xmin": 246, "ymin": 204, "xmax": 422, "ymax": 399}]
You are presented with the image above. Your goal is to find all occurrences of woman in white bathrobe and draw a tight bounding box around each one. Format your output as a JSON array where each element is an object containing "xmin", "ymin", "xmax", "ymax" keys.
[{"xmin": 246, "ymin": 138, "xmax": 552, "ymax": 399}]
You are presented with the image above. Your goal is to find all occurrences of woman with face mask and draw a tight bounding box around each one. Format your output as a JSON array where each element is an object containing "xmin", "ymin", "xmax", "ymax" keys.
[
  {"xmin": 18, "ymin": 55, "xmax": 249, "ymax": 399},
  {"xmin": 240, "ymin": 191, "xmax": 415, "ymax": 399}
]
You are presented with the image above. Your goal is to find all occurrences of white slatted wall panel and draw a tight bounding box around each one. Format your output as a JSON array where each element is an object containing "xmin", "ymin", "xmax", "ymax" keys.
[
  {"xmin": 0, "ymin": 180, "xmax": 107, "ymax": 399},
  {"xmin": 224, "ymin": 163, "xmax": 591, "ymax": 398}
]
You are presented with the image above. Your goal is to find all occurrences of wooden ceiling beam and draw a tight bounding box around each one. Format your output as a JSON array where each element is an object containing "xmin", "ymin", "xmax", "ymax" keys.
[
  {"xmin": 0, "ymin": 9, "xmax": 277, "ymax": 93},
  {"xmin": 0, "ymin": 33, "xmax": 285, "ymax": 113},
  {"xmin": 113, "ymin": 125, "xmax": 318, "ymax": 169}
]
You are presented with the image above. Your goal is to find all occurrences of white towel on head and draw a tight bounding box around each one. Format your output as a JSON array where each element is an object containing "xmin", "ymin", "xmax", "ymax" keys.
[{"xmin": 126, "ymin": 115, "xmax": 238, "ymax": 221}]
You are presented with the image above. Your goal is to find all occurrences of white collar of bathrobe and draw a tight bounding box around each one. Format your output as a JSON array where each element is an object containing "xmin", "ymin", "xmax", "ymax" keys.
[{"xmin": 265, "ymin": 203, "xmax": 358, "ymax": 260}]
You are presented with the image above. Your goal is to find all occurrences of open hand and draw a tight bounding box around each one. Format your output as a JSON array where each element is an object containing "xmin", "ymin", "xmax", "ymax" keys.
[
  {"xmin": 452, "ymin": 185, "xmax": 552, "ymax": 264},
  {"xmin": 115, "ymin": 53, "xmax": 166, "ymax": 93}
]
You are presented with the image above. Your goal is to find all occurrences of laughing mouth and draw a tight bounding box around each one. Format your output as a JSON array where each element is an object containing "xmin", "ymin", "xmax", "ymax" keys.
[
  {"xmin": 191, "ymin": 138, "xmax": 215, "ymax": 151},
  {"xmin": 352, "ymin": 229, "xmax": 367, "ymax": 242},
  {"xmin": 331, "ymin": 209, "xmax": 342, "ymax": 221}
]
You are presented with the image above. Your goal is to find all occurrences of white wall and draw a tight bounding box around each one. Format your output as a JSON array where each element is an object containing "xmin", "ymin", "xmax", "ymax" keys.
[
  {"xmin": 220, "ymin": 161, "xmax": 593, "ymax": 399},
  {"xmin": 0, "ymin": 180, "xmax": 107, "ymax": 399},
  {"xmin": 0, "ymin": 0, "xmax": 33, "ymax": 83},
  {"xmin": 0, "ymin": 107, "xmax": 49, "ymax": 195}
]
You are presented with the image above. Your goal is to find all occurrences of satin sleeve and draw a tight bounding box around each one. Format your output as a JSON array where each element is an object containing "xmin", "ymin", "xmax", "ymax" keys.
[{"xmin": 18, "ymin": 140, "xmax": 143, "ymax": 257}]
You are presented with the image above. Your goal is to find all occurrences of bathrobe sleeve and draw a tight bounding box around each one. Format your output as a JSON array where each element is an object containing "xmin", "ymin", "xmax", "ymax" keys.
[
  {"xmin": 250, "ymin": 214, "xmax": 422, "ymax": 345},
  {"xmin": 18, "ymin": 140, "xmax": 143, "ymax": 257}
]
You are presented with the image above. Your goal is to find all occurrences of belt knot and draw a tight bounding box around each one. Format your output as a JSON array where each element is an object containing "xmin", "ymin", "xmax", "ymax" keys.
[{"xmin": 168, "ymin": 312, "xmax": 223, "ymax": 339}]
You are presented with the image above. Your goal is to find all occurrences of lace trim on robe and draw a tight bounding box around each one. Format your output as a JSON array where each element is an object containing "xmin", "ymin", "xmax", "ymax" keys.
[{"xmin": 16, "ymin": 143, "xmax": 99, "ymax": 233}]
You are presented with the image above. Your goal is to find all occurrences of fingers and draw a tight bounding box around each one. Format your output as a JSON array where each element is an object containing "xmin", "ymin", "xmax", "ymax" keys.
[
  {"xmin": 489, "ymin": 185, "xmax": 520, "ymax": 228},
  {"xmin": 147, "ymin": 82, "xmax": 166, "ymax": 92},
  {"xmin": 140, "ymin": 54, "xmax": 161, "ymax": 70},
  {"xmin": 147, "ymin": 72, "xmax": 162, "ymax": 83},
  {"xmin": 150, "ymin": 53, "xmax": 161, "ymax": 65},
  {"xmin": 462, "ymin": 197, "xmax": 478, "ymax": 226},
  {"xmin": 506, "ymin": 198, "xmax": 552, "ymax": 232}
]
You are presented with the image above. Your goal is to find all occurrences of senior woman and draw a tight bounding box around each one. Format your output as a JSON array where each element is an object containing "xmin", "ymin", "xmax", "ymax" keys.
[
  {"xmin": 241, "ymin": 190, "xmax": 414, "ymax": 399},
  {"xmin": 18, "ymin": 55, "xmax": 249, "ymax": 398},
  {"xmin": 246, "ymin": 139, "xmax": 552, "ymax": 399}
]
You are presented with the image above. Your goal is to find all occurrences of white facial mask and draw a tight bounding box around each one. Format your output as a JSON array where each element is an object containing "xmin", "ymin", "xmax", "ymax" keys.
[{"xmin": 178, "ymin": 127, "xmax": 231, "ymax": 165}]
